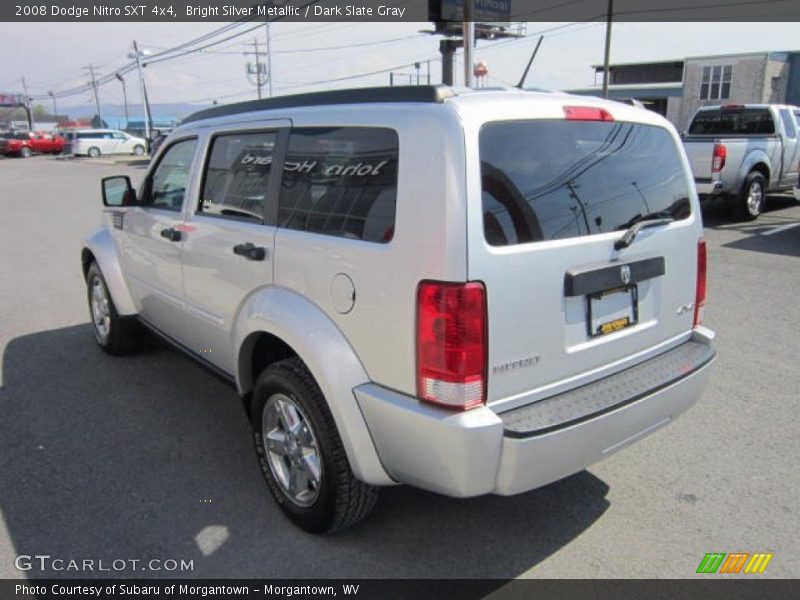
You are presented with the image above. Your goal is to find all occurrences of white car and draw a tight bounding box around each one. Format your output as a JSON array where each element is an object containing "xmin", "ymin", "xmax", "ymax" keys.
[
  {"xmin": 82, "ymin": 86, "xmax": 716, "ymax": 533},
  {"xmin": 72, "ymin": 129, "xmax": 147, "ymax": 158}
]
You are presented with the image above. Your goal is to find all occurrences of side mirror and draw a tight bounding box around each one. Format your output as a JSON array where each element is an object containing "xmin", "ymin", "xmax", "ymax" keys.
[{"xmin": 101, "ymin": 175, "xmax": 136, "ymax": 207}]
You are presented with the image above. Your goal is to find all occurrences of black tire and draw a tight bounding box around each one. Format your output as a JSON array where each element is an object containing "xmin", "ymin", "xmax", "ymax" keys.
[
  {"xmin": 133, "ymin": 144, "xmax": 145, "ymax": 157},
  {"xmin": 86, "ymin": 262, "xmax": 143, "ymax": 355},
  {"xmin": 251, "ymin": 357, "xmax": 378, "ymax": 533},
  {"xmin": 733, "ymin": 171, "xmax": 767, "ymax": 221},
  {"xmin": 19, "ymin": 146, "xmax": 32, "ymax": 158},
  {"xmin": 88, "ymin": 146, "xmax": 101, "ymax": 158}
]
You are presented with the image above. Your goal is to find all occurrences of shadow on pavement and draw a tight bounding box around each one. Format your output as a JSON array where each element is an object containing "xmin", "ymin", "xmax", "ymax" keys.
[
  {"xmin": 1, "ymin": 324, "xmax": 610, "ymax": 579},
  {"xmin": 702, "ymin": 194, "xmax": 799, "ymax": 229}
]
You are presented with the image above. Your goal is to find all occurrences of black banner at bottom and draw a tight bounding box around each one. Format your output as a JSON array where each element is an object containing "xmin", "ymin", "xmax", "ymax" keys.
[{"xmin": 1, "ymin": 579, "xmax": 798, "ymax": 600}]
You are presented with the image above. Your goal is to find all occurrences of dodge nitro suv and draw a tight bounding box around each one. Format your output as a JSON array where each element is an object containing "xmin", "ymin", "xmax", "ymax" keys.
[{"xmin": 81, "ymin": 86, "xmax": 716, "ymax": 533}]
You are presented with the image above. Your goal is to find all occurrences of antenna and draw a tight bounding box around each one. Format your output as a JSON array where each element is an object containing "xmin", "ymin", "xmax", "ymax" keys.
[{"xmin": 516, "ymin": 36, "xmax": 544, "ymax": 89}]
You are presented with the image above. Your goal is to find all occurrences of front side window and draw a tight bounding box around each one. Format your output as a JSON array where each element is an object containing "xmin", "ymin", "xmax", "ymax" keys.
[
  {"xmin": 142, "ymin": 138, "xmax": 197, "ymax": 211},
  {"xmin": 278, "ymin": 127, "xmax": 398, "ymax": 243},
  {"xmin": 200, "ymin": 131, "xmax": 277, "ymax": 223},
  {"xmin": 480, "ymin": 120, "xmax": 692, "ymax": 247}
]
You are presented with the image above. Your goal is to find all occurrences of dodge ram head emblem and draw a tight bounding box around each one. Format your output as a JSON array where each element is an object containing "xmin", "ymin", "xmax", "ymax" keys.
[{"xmin": 620, "ymin": 265, "xmax": 631, "ymax": 285}]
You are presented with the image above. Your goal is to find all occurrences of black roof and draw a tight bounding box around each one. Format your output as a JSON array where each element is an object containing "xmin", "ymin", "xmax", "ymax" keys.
[{"xmin": 182, "ymin": 85, "xmax": 455, "ymax": 124}]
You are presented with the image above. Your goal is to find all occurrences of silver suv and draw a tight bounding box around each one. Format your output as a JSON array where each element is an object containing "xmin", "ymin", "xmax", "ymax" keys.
[{"xmin": 81, "ymin": 86, "xmax": 716, "ymax": 533}]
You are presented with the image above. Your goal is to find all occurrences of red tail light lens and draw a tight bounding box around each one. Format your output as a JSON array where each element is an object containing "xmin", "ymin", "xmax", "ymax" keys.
[
  {"xmin": 712, "ymin": 143, "xmax": 727, "ymax": 173},
  {"xmin": 416, "ymin": 281, "xmax": 487, "ymax": 410},
  {"xmin": 563, "ymin": 106, "xmax": 614, "ymax": 121},
  {"xmin": 694, "ymin": 239, "xmax": 707, "ymax": 327}
]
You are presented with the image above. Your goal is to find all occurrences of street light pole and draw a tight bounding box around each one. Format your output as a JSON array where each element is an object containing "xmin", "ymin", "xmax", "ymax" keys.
[
  {"xmin": 130, "ymin": 41, "xmax": 152, "ymax": 152},
  {"xmin": 463, "ymin": 0, "xmax": 474, "ymax": 88},
  {"xmin": 115, "ymin": 73, "xmax": 129, "ymax": 130},
  {"xmin": 47, "ymin": 91, "xmax": 58, "ymax": 123},
  {"xmin": 602, "ymin": 0, "xmax": 614, "ymax": 99}
]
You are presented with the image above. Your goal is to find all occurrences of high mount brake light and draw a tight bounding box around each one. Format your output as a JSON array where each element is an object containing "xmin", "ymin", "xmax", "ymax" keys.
[{"xmin": 563, "ymin": 106, "xmax": 615, "ymax": 122}]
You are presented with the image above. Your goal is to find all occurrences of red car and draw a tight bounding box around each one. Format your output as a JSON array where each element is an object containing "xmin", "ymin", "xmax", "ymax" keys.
[{"xmin": 0, "ymin": 131, "xmax": 65, "ymax": 158}]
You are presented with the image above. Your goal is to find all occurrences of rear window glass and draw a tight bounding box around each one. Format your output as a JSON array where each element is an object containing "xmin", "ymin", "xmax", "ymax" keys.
[
  {"xmin": 688, "ymin": 108, "xmax": 775, "ymax": 135},
  {"xmin": 480, "ymin": 120, "xmax": 691, "ymax": 247},
  {"xmin": 278, "ymin": 127, "xmax": 398, "ymax": 243}
]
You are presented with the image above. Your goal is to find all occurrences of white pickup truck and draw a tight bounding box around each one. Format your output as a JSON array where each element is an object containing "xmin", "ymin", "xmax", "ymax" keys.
[{"xmin": 683, "ymin": 104, "xmax": 800, "ymax": 220}]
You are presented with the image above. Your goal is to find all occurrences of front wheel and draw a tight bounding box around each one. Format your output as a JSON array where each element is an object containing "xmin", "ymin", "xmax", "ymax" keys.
[
  {"xmin": 86, "ymin": 262, "xmax": 142, "ymax": 355},
  {"xmin": 133, "ymin": 144, "xmax": 145, "ymax": 156},
  {"xmin": 252, "ymin": 358, "xmax": 378, "ymax": 533},
  {"xmin": 734, "ymin": 171, "xmax": 767, "ymax": 221}
]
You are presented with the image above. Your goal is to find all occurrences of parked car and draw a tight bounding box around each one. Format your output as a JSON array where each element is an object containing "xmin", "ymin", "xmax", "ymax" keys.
[
  {"xmin": 71, "ymin": 129, "xmax": 147, "ymax": 158},
  {"xmin": 82, "ymin": 86, "xmax": 716, "ymax": 533},
  {"xmin": 0, "ymin": 131, "xmax": 65, "ymax": 157},
  {"xmin": 683, "ymin": 104, "xmax": 800, "ymax": 220}
]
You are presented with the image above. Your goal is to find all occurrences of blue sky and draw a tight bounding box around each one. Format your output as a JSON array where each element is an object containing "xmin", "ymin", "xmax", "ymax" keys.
[{"xmin": 1, "ymin": 21, "xmax": 798, "ymax": 111}]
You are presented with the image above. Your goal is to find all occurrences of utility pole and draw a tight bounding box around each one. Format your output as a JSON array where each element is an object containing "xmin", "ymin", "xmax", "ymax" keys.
[
  {"xmin": 463, "ymin": 0, "xmax": 474, "ymax": 88},
  {"xmin": 244, "ymin": 38, "xmax": 267, "ymax": 99},
  {"xmin": 20, "ymin": 77, "xmax": 33, "ymax": 130},
  {"xmin": 130, "ymin": 41, "xmax": 153, "ymax": 152},
  {"xmin": 265, "ymin": 22, "xmax": 273, "ymax": 97},
  {"xmin": 83, "ymin": 64, "xmax": 102, "ymax": 122},
  {"xmin": 115, "ymin": 74, "xmax": 129, "ymax": 130},
  {"xmin": 602, "ymin": 0, "xmax": 614, "ymax": 98}
]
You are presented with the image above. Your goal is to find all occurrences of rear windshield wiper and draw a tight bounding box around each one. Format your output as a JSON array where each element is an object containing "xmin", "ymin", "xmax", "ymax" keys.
[{"xmin": 614, "ymin": 213, "xmax": 675, "ymax": 251}]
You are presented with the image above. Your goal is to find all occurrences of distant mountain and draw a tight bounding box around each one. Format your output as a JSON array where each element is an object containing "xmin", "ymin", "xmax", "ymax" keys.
[{"xmin": 59, "ymin": 103, "xmax": 207, "ymax": 120}]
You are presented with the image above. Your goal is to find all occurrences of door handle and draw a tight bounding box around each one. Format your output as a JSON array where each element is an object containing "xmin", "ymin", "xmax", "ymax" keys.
[
  {"xmin": 160, "ymin": 227, "xmax": 182, "ymax": 242},
  {"xmin": 233, "ymin": 242, "xmax": 267, "ymax": 261}
]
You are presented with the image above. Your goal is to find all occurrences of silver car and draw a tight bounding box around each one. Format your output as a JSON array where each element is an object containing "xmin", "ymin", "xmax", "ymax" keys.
[{"xmin": 81, "ymin": 86, "xmax": 716, "ymax": 533}]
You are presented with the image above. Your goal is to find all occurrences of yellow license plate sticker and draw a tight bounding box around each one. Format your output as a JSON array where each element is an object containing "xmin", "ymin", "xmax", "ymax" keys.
[{"xmin": 599, "ymin": 316, "xmax": 631, "ymax": 336}]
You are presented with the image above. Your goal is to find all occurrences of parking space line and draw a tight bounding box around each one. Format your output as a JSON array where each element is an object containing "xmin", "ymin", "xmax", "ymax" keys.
[{"xmin": 761, "ymin": 222, "xmax": 800, "ymax": 236}]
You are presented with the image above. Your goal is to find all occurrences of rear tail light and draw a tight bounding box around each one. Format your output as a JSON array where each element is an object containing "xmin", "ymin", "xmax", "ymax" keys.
[
  {"xmin": 712, "ymin": 143, "xmax": 727, "ymax": 173},
  {"xmin": 694, "ymin": 238, "xmax": 707, "ymax": 327},
  {"xmin": 563, "ymin": 106, "xmax": 614, "ymax": 122},
  {"xmin": 416, "ymin": 281, "xmax": 487, "ymax": 410}
]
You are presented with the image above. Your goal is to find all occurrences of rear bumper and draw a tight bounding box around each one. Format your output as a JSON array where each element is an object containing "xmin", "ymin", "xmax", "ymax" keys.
[
  {"xmin": 695, "ymin": 178, "xmax": 724, "ymax": 196},
  {"xmin": 355, "ymin": 329, "xmax": 715, "ymax": 498}
]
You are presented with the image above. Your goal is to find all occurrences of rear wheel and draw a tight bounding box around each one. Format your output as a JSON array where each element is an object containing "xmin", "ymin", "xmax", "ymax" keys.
[
  {"xmin": 734, "ymin": 171, "xmax": 767, "ymax": 221},
  {"xmin": 19, "ymin": 146, "xmax": 32, "ymax": 158},
  {"xmin": 87, "ymin": 146, "xmax": 101, "ymax": 158},
  {"xmin": 86, "ymin": 262, "xmax": 143, "ymax": 355},
  {"xmin": 251, "ymin": 357, "xmax": 378, "ymax": 533}
]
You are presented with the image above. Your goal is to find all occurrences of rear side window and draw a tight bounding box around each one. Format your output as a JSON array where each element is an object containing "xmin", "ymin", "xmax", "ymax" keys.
[
  {"xmin": 688, "ymin": 108, "xmax": 775, "ymax": 135},
  {"xmin": 480, "ymin": 120, "xmax": 691, "ymax": 246},
  {"xmin": 278, "ymin": 127, "xmax": 398, "ymax": 243},
  {"xmin": 200, "ymin": 131, "xmax": 277, "ymax": 223}
]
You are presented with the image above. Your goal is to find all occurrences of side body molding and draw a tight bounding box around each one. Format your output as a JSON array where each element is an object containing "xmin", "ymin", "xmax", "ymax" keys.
[
  {"xmin": 233, "ymin": 287, "xmax": 394, "ymax": 486},
  {"xmin": 82, "ymin": 227, "xmax": 138, "ymax": 316}
]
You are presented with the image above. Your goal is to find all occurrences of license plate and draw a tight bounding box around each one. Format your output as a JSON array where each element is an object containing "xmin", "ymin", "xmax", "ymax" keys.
[{"xmin": 587, "ymin": 286, "xmax": 638, "ymax": 338}]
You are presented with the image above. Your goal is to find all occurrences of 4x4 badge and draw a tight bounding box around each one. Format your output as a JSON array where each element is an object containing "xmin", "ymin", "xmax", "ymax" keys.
[{"xmin": 620, "ymin": 265, "xmax": 631, "ymax": 285}]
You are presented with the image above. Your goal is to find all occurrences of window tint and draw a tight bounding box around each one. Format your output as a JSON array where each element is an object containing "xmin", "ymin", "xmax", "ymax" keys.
[
  {"xmin": 480, "ymin": 120, "xmax": 691, "ymax": 246},
  {"xmin": 779, "ymin": 109, "xmax": 797, "ymax": 139},
  {"xmin": 142, "ymin": 138, "xmax": 197, "ymax": 211},
  {"xmin": 278, "ymin": 127, "xmax": 398, "ymax": 243},
  {"xmin": 688, "ymin": 108, "xmax": 775, "ymax": 135},
  {"xmin": 200, "ymin": 132, "xmax": 276, "ymax": 223}
]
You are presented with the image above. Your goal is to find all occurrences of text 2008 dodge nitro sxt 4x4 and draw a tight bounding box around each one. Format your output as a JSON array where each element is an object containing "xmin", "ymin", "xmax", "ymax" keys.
[{"xmin": 81, "ymin": 86, "xmax": 716, "ymax": 533}]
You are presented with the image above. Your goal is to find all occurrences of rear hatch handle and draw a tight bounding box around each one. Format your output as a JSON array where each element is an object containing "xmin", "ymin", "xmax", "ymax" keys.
[{"xmin": 614, "ymin": 217, "xmax": 674, "ymax": 251}]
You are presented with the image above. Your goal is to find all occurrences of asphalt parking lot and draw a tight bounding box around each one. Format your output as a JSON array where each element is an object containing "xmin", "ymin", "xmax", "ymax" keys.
[{"xmin": 0, "ymin": 155, "xmax": 798, "ymax": 580}]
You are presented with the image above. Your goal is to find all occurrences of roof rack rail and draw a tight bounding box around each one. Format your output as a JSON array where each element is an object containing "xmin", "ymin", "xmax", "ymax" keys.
[{"xmin": 182, "ymin": 85, "xmax": 455, "ymax": 124}]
